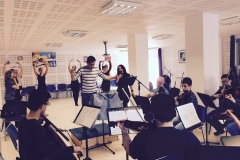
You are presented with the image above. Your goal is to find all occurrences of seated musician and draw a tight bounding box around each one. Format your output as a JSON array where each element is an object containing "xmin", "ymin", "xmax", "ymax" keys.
[
  {"xmin": 118, "ymin": 94, "xmax": 201, "ymax": 160},
  {"xmin": 173, "ymin": 77, "xmax": 198, "ymax": 130},
  {"xmin": 18, "ymin": 89, "xmax": 82, "ymax": 160},
  {"xmin": 145, "ymin": 76, "xmax": 169, "ymax": 98},
  {"xmin": 206, "ymin": 74, "xmax": 235, "ymax": 136},
  {"xmin": 222, "ymin": 94, "xmax": 240, "ymax": 135}
]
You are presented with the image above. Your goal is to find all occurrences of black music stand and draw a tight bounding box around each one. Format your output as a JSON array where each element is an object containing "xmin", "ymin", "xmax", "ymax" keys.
[
  {"xmin": 129, "ymin": 76, "xmax": 150, "ymax": 96},
  {"xmin": 73, "ymin": 105, "xmax": 101, "ymax": 160},
  {"xmin": 197, "ymin": 92, "xmax": 219, "ymax": 145}
]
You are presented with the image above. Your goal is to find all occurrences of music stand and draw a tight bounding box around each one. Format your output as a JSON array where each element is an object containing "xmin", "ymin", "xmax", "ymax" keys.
[
  {"xmin": 73, "ymin": 105, "xmax": 101, "ymax": 160},
  {"xmin": 197, "ymin": 92, "xmax": 219, "ymax": 145},
  {"xmin": 133, "ymin": 96, "xmax": 150, "ymax": 113}
]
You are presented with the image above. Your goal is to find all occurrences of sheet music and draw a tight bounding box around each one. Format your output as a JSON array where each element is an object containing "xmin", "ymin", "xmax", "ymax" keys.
[
  {"xmin": 108, "ymin": 110, "xmax": 125, "ymax": 135},
  {"xmin": 126, "ymin": 108, "xmax": 144, "ymax": 122},
  {"xmin": 126, "ymin": 108, "xmax": 144, "ymax": 133},
  {"xmin": 74, "ymin": 106, "xmax": 100, "ymax": 128},
  {"xmin": 176, "ymin": 103, "xmax": 201, "ymax": 129}
]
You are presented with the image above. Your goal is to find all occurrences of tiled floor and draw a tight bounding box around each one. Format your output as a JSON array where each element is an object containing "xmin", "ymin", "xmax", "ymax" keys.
[{"xmin": 0, "ymin": 97, "xmax": 224, "ymax": 160}]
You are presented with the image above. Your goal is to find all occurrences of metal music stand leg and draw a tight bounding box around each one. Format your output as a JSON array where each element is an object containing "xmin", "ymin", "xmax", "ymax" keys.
[
  {"xmin": 126, "ymin": 152, "xmax": 129, "ymax": 160},
  {"xmin": 88, "ymin": 120, "xmax": 115, "ymax": 154},
  {"xmin": 82, "ymin": 127, "xmax": 92, "ymax": 160},
  {"xmin": 205, "ymin": 106, "xmax": 219, "ymax": 145}
]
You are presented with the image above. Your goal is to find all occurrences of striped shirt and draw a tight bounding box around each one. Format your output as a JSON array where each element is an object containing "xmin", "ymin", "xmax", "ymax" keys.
[{"xmin": 77, "ymin": 66, "xmax": 105, "ymax": 93}]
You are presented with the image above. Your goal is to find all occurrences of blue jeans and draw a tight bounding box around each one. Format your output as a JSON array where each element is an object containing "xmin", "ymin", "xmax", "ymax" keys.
[
  {"xmin": 226, "ymin": 118, "xmax": 240, "ymax": 136},
  {"xmin": 82, "ymin": 93, "xmax": 94, "ymax": 106},
  {"xmin": 173, "ymin": 117, "xmax": 184, "ymax": 130}
]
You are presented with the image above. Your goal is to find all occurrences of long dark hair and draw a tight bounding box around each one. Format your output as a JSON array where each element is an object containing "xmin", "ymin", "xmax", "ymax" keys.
[
  {"xmin": 117, "ymin": 64, "xmax": 127, "ymax": 75},
  {"xmin": 5, "ymin": 70, "xmax": 13, "ymax": 81}
]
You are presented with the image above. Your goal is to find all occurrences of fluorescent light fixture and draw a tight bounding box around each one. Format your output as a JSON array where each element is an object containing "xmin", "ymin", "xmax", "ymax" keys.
[
  {"xmin": 100, "ymin": 0, "xmax": 143, "ymax": 16},
  {"xmin": 152, "ymin": 34, "xmax": 174, "ymax": 40},
  {"xmin": 65, "ymin": 30, "xmax": 88, "ymax": 37},
  {"xmin": 220, "ymin": 16, "xmax": 240, "ymax": 25},
  {"xmin": 46, "ymin": 43, "xmax": 63, "ymax": 47}
]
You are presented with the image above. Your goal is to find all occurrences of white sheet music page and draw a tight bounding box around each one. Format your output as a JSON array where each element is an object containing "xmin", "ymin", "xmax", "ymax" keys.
[
  {"xmin": 108, "ymin": 110, "xmax": 125, "ymax": 135},
  {"xmin": 176, "ymin": 103, "xmax": 201, "ymax": 129},
  {"xmin": 126, "ymin": 108, "xmax": 144, "ymax": 133},
  {"xmin": 74, "ymin": 106, "xmax": 100, "ymax": 128}
]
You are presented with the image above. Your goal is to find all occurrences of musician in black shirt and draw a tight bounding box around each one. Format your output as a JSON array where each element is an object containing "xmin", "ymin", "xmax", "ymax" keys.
[
  {"xmin": 206, "ymin": 74, "xmax": 235, "ymax": 136},
  {"xmin": 18, "ymin": 89, "xmax": 82, "ymax": 160},
  {"xmin": 118, "ymin": 94, "xmax": 200, "ymax": 160}
]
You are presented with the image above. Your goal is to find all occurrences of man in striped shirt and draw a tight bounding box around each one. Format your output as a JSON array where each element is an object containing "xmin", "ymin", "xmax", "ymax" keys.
[{"xmin": 77, "ymin": 56, "xmax": 116, "ymax": 106}]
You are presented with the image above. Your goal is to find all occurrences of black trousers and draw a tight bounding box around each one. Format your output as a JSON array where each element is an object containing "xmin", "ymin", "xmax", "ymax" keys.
[
  {"xmin": 71, "ymin": 80, "xmax": 79, "ymax": 105},
  {"xmin": 118, "ymin": 91, "xmax": 130, "ymax": 107}
]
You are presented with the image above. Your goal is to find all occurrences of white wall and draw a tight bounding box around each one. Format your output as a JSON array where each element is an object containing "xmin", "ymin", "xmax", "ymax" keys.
[{"xmin": 161, "ymin": 43, "xmax": 186, "ymax": 89}]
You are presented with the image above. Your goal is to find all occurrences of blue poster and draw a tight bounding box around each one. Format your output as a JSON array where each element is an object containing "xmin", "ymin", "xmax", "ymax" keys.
[{"xmin": 32, "ymin": 52, "xmax": 57, "ymax": 67}]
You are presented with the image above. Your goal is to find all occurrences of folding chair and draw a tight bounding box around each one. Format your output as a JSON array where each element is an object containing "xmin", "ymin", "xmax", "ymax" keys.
[
  {"xmin": 6, "ymin": 124, "xmax": 19, "ymax": 151},
  {"xmin": 57, "ymin": 83, "xmax": 67, "ymax": 98},
  {"xmin": 47, "ymin": 84, "xmax": 59, "ymax": 98}
]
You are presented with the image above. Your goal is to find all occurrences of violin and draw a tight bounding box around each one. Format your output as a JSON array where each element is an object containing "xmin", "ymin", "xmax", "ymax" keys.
[
  {"xmin": 219, "ymin": 85, "xmax": 232, "ymax": 102},
  {"xmin": 157, "ymin": 87, "xmax": 165, "ymax": 94},
  {"xmin": 176, "ymin": 91, "xmax": 189, "ymax": 102},
  {"xmin": 109, "ymin": 120, "xmax": 155, "ymax": 132}
]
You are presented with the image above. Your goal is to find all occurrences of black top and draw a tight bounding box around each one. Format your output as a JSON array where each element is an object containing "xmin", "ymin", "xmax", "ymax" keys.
[
  {"xmin": 129, "ymin": 127, "xmax": 201, "ymax": 160},
  {"xmin": 117, "ymin": 73, "xmax": 131, "ymax": 94},
  {"xmin": 99, "ymin": 61, "xmax": 112, "ymax": 91},
  {"xmin": 212, "ymin": 87, "xmax": 235, "ymax": 110},
  {"xmin": 177, "ymin": 90, "xmax": 198, "ymax": 109},
  {"xmin": 37, "ymin": 75, "xmax": 47, "ymax": 91},
  {"xmin": 19, "ymin": 116, "xmax": 74, "ymax": 160},
  {"xmin": 5, "ymin": 78, "xmax": 16, "ymax": 100}
]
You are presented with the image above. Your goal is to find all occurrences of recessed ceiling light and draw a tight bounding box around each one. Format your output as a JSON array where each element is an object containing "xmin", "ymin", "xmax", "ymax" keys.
[
  {"xmin": 152, "ymin": 34, "xmax": 174, "ymax": 40},
  {"xmin": 116, "ymin": 45, "xmax": 128, "ymax": 48},
  {"xmin": 100, "ymin": 0, "xmax": 143, "ymax": 16},
  {"xmin": 65, "ymin": 30, "xmax": 89, "ymax": 37},
  {"xmin": 46, "ymin": 43, "xmax": 63, "ymax": 47}
]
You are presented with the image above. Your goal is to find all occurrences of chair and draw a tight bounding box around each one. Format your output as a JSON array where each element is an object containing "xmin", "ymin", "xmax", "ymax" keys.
[
  {"xmin": 110, "ymin": 79, "xmax": 117, "ymax": 91},
  {"xmin": 47, "ymin": 84, "xmax": 59, "ymax": 98},
  {"xmin": 149, "ymin": 82, "xmax": 153, "ymax": 91},
  {"xmin": 21, "ymin": 86, "xmax": 36, "ymax": 101},
  {"xmin": 66, "ymin": 84, "xmax": 72, "ymax": 97},
  {"xmin": 6, "ymin": 124, "xmax": 19, "ymax": 151},
  {"xmin": 57, "ymin": 83, "xmax": 67, "ymax": 98}
]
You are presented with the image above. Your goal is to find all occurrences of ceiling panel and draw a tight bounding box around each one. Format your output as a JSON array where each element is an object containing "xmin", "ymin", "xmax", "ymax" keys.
[{"xmin": 0, "ymin": 0, "xmax": 240, "ymax": 51}]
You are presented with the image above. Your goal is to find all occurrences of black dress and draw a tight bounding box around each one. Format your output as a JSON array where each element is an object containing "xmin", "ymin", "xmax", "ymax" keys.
[
  {"xmin": 99, "ymin": 62, "xmax": 112, "ymax": 92},
  {"xmin": 37, "ymin": 75, "xmax": 47, "ymax": 91},
  {"xmin": 117, "ymin": 73, "xmax": 131, "ymax": 107}
]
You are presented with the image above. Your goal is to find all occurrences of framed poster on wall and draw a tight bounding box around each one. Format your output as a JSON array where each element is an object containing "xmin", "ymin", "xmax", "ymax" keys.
[
  {"xmin": 178, "ymin": 50, "xmax": 186, "ymax": 63},
  {"xmin": 32, "ymin": 52, "xmax": 56, "ymax": 67}
]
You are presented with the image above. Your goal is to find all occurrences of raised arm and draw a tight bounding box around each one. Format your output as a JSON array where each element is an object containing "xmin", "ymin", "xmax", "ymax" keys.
[
  {"xmin": 68, "ymin": 59, "xmax": 73, "ymax": 73},
  {"xmin": 43, "ymin": 61, "xmax": 48, "ymax": 76},
  {"xmin": 32, "ymin": 63, "xmax": 38, "ymax": 76},
  {"xmin": 17, "ymin": 62, "xmax": 23, "ymax": 77},
  {"xmin": 12, "ymin": 77, "xmax": 19, "ymax": 89},
  {"xmin": 108, "ymin": 60, "xmax": 112, "ymax": 72},
  {"xmin": 3, "ymin": 62, "xmax": 8, "ymax": 75},
  {"xmin": 98, "ymin": 61, "xmax": 103, "ymax": 71},
  {"xmin": 77, "ymin": 59, "xmax": 82, "ymax": 68}
]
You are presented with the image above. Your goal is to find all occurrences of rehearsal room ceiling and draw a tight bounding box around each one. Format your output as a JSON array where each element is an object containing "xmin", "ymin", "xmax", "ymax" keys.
[{"xmin": 0, "ymin": 0, "xmax": 240, "ymax": 52}]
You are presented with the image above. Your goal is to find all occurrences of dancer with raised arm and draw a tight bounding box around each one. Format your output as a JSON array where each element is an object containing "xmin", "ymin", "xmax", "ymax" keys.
[
  {"xmin": 99, "ymin": 60, "xmax": 112, "ymax": 92},
  {"xmin": 33, "ymin": 61, "xmax": 48, "ymax": 91},
  {"xmin": 68, "ymin": 59, "xmax": 82, "ymax": 106}
]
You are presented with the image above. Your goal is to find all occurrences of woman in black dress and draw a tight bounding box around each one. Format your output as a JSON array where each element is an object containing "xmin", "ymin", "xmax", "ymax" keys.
[
  {"xmin": 33, "ymin": 61, "xmax": 48, "ymax": 91},
  {"xmin": 116, "ymin": 65, "xmax": 134, "ymax": 107},
  {"xmin": 99, "ymin": 60, "xmax": 112, "ymax": 92}
]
